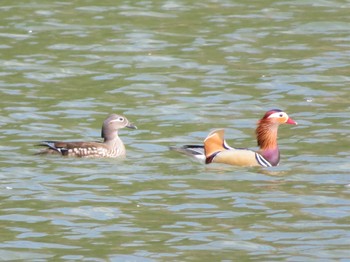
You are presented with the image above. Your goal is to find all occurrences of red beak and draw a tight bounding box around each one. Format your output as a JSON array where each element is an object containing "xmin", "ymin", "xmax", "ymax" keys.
[{"xmin": 286, "ymin": 117, "xmax": 297, "ymax": 125}]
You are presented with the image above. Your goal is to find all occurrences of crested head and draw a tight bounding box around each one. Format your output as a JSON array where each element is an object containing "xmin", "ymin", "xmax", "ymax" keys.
[
  {"xmin": 260, "ymin": 109, "xmax": 297, "ymax": 126},
  {"xmin": 101, "ymin": 114, "xmax": 136, "ymax": 140},
  {"xmin": 256, "ymin": 109, "xmax": 297, "ymax": 150}
]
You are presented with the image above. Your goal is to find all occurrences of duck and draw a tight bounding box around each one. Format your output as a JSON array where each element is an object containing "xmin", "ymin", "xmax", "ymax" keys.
[
  {"xmin": 37, "ymin": 114, "xmax": 136, "ymax": 158},
  {"xmin": 171, "ymin": 109, "xmax": 297, "ymax": 167}
]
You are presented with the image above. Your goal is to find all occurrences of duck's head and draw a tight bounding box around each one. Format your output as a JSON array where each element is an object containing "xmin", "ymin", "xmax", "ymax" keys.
[
  {"xmin": 256, "ymin": 109, "xmax": 297, "ymax": 150},
  {"xmin": 101, "ymin": 114, "xmax": 137, "ymax": 139},
  {"xmin": 260, "ymin": 109, "xmax": 297, "ymax": 126}
]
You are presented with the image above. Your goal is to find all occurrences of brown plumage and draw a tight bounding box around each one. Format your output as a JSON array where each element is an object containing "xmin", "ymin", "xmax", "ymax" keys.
[{"xmin": 37, "ymin": 114, "xmax": 136, "ymax": 158}]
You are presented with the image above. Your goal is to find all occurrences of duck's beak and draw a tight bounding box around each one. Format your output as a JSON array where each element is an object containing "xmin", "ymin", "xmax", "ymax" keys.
[
  {"xmin": 286, "ymin": 117, "xmax": 297, "ymax": 125},
  {"xmin": 126, "ymin": 123, "xmax": 137, "ymax": 129}
]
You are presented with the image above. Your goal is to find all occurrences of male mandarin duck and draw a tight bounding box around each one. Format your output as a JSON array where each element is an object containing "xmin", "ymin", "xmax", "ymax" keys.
[
  {"xmin": 37, "ymin": 114, "xmax": 136, "ymax": 158},
  {"xmin": 171, "ymin": 109, "xmax": 297, "ymax": 167}
]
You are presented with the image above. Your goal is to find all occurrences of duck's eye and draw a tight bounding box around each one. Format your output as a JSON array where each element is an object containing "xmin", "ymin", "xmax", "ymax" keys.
[
  {"xmin": 109, "ymin": 117, "xmax": 125, "ymax": 124},
  {"xmin": 268, "ymin": 111, "xmax": 286, "ymax": 119}
]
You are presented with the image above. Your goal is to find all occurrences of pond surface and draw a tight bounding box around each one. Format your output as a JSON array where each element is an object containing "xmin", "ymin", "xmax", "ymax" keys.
[{"xmin": 1, "ymin": 0, "xmax": 350, "ymax": 261}]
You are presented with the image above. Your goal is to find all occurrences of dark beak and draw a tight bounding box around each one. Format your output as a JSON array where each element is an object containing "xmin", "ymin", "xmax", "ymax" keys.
[{"xmin": 126, "ymin": 123, "xmax": 137, "ymax": 129}]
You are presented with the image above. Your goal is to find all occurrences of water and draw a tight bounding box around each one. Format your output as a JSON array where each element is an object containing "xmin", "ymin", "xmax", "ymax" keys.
[{"xmin": 1, "ymin": 0, "xmax": 350, "ymax": 261}]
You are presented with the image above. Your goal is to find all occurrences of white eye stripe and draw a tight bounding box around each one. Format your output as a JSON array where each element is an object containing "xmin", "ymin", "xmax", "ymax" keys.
[
  {"xmin": 110, "ymin": 117, "xmax": 124, "ymax": 123},
  {"xmin": 268, "ymin": 112, "xmax": 287, "ymax": 119}
]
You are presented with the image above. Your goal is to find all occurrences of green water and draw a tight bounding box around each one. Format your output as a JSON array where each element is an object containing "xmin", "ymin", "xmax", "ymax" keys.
[{"xmin": 1, "ymin": 0, "xmax": 350, "ymax": 261}]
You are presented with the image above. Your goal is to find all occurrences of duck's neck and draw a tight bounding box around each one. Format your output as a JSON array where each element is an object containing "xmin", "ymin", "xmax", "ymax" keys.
[
  {"xmin": 104, "ymin": 132, "xmax": 120, "ymax": 145},
  {"xmin": 256, "ymin": 121, "xmax": 280, "ymax": 166},
  {"xmin": 104, "ymin": 133, "xmax": 125, "ymax": 154}
]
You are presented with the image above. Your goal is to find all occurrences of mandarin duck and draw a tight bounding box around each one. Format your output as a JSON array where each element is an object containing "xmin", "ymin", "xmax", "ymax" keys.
[
  {"xmin": 171, "ymin": 109, "xmax": 297, "ymax": 167},
  {"xmin": 37, "ymin": 114, "xmax": 136, "ymax": 158}
]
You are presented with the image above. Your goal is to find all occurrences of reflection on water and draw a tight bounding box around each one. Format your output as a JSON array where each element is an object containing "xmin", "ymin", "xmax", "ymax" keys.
[{"xmin": 1, "ymin": 0, "xmax": 350, "ymax": 261}]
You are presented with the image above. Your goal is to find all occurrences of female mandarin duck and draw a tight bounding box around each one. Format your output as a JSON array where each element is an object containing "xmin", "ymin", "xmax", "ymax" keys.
[
  {"xmin": 37, "ymin": 114, "xmax": 136, "ymax": 158},
  {"xmin": 171, "ymin": 109, "xmax": 297, "ymax": 167}
]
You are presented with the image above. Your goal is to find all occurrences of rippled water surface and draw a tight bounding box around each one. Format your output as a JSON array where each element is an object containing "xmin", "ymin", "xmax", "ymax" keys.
[{"xmin": 1, "ymin": 0, "xmax": 350, "ymax": 261}]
